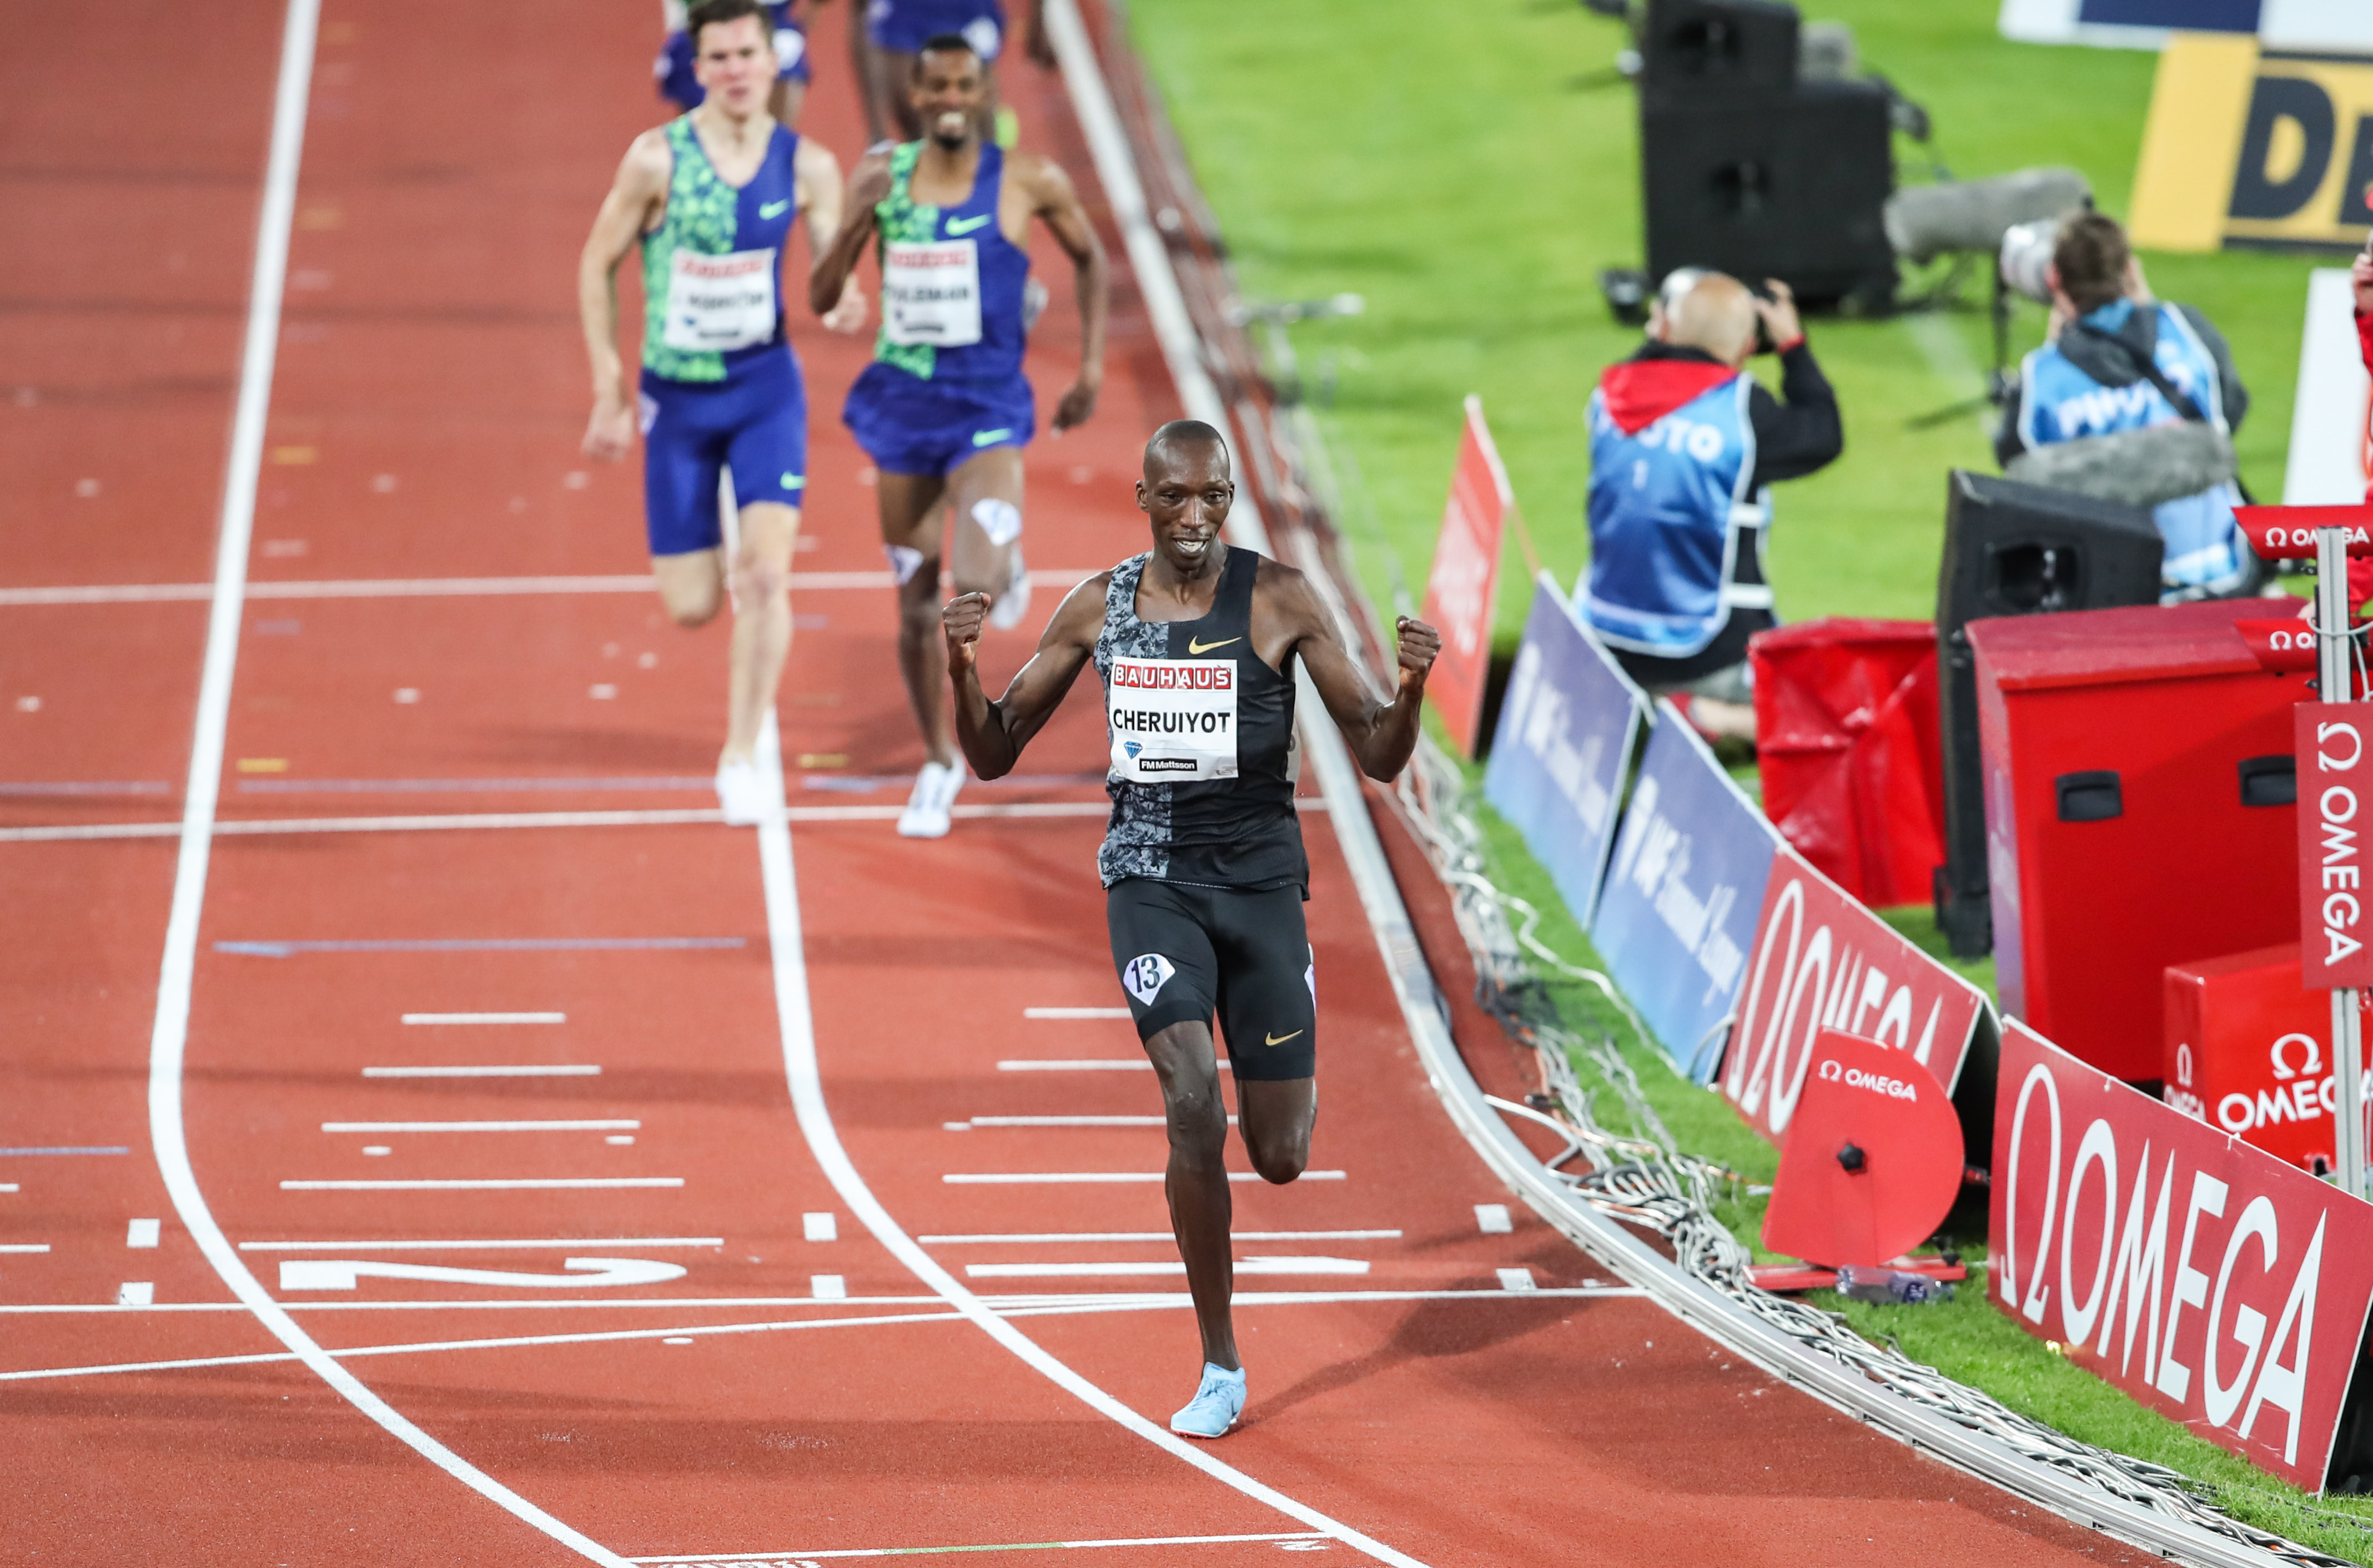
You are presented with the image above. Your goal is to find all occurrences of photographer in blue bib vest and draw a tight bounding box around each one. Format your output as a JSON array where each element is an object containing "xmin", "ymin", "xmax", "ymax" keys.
[
  {"xmin": 1996, "ymin": 211, "xmax": 2254, "ymax": 599},
  {"xmin": 1577, "ymin": 270, "xmax": 1842, "ymax": 743}
]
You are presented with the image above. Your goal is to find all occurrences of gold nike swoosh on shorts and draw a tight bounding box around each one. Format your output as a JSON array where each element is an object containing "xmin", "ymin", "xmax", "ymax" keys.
[
  {"xmin": 1264, "ymin": 1029, "xmax": 1303, "ymax": 1046},
  {"xmin": 1188, "ymin": 636, "xmax": 1240, "ymax": 654}
]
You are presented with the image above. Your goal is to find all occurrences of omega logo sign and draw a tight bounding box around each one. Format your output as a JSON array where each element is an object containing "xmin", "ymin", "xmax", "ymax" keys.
[{"xmin": 2297, "ymin": 704, "xmax": 2373, "ymax": 990}]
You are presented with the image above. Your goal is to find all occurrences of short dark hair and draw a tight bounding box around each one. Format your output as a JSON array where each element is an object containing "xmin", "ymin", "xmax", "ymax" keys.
[
  {"xmin": 916, "ymin": 31, "xmax": 981, "ymax": 65},
  {"xmin": 687, "ymin": 0, "xmax": 771, "ymax": 52},
  {"xmin": 2053, "ymin": 211, "xmax": 2131, "ymax": 315},
  {"xmin": 1144, "ymin": 420, "xmax": 1230, "ymax": 475}
]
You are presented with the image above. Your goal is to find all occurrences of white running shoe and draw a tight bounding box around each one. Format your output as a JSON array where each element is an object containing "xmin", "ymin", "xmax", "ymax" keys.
[
  {"xmin": 1169, "ymin": 1363, "xmax": 1246, "ymax": 1439},
  {"xmin": 896, "ymin": 759, "xmax": 966, "ymax": 838},
  {"xmin": 715, "ymin": 758, "xmax": 770, "ymax": 826},
  {"xmin": 987, "ymin": 544, "xmax": 1032, "ymax": 632}
]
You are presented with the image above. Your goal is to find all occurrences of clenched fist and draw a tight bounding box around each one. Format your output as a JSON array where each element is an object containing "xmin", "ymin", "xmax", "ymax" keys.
[
  {"xmin": 943, "ymin": 591, "xmax": 991, "ymax": 673},
  {"xmin": 1395, "ymin": 615, "xmax": 1441, "ymax": 693}
]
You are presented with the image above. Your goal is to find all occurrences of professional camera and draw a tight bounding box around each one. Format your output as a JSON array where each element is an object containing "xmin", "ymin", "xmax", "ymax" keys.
[{"xmin": 1998, "ymin": 217, "xmax": 2061, "ymax": 305}]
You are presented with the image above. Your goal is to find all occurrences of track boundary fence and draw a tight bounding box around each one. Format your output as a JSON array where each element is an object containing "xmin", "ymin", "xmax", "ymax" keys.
[{"xmin": 130, "ymin": 3, "xmax": 633, "ymax": 1560}]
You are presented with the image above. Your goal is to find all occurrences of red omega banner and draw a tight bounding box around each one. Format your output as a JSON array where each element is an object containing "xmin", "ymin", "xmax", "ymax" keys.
[
  {"xmin": 1993, "ymin": 1020, "xmax": 2373, "ymax": 1490},
  {"xmin": 1420, "ymin": 396, "xmax": 1514, "ymax": 759},
  {"xmin": 1721, "ymin": 844, "xmax": 1989, "ymax": 1146},
  {"xmin": 2300, "ymin": 703, "xmax": 2373, "ymax": 990}
]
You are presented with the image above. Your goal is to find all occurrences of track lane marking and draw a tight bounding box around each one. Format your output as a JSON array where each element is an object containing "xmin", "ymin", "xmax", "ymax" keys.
[
  {"xmin": 0, "ymin": 804, "xmax": 1111, "ymax": 844},
  {"xmin": 629, "ymin": 1532, "xmax": 1330, "ymax": 1564},
  {"xmin": 0, "ymin": 569, "xmax": 1103, "ymax": 607},
  {"xmin": 966, "ymin": 1259, "xmax": 1370, "ymax": 1278},
  {"xmin": 240, "ymin": 1237, "xmax": 719, "ymax": 1251},
  {"xmin": 279, "ymin": 1178, "xmax": 682, "ymax": 1191},
  {"xmin": 132, "ymin": 9, "xmax": 634, "ymax": 1556},
  {"xmin": 321, "ymin": 1120, "xmax": 640, "ymax": 1132}
]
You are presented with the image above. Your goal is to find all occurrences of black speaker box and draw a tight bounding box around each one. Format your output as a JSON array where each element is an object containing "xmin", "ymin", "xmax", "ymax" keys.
[
  {"xmin": 1640, "ymin": 79, "xmax": 1896, "ymax": 306},
  {"xmin": 1641, "ymin": 0, "xmax": 1801, "ymax": 104},
  {"xmin": 1933, "ymin": 471, "xmax": 2165, "ymax": 956}
]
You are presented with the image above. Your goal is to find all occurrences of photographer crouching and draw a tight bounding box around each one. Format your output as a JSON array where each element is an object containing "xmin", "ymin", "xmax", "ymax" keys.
[
  {"xmin": 1996, "ymin": 211, "xmax": 2254, "ymax": 598},
  {"xmin": 1574, "ymin": 270, "xmax": 1842, "ymax": 743}
]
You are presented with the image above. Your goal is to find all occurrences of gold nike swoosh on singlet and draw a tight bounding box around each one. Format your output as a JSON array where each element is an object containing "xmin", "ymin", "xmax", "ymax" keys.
[
  {"xmin": 1264, "ymin": 1029, "xmax": 1303, "ymax": 1047},
  {"xmin": 1187, "ymin": 636, "xmax": 1240, "ymax": 655}
]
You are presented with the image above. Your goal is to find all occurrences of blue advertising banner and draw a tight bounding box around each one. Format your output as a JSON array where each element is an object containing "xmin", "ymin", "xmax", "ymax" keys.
[
  {"xmin": 1591, "ymin": 702, "xmax": 1783, "ymax": 1083},
  {"xmin": 1483, "ymin": 576, "xmax": 1646, "ymax": 927}
]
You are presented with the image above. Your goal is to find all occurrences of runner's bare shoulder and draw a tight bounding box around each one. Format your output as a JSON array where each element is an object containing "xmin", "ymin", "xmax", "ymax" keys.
[{"xmin": 1007, "ymin": 150, "xmax": 1083, "ymax": 210}]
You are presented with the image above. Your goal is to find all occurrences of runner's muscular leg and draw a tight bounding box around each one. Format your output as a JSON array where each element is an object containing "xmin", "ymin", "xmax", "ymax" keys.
[
  {"xmin": 722, "ymin": 500, "xmax": 799, "ymax": 765},
  {"xmin": 1144, "ymin": 1017, "xmax": 1239, "ymax": 1372},
  {"xmin": 944, "ymin": 445, "xmax": 1024, "ymax": 604},
  {"xmin": 1235, "ymin": 1078, "xmax": 1315, "ymax": 1186},
  {"xmin": 653, "ymin": 549, "xmax": 726, "ymax": 629},
  {"xmin": 879, "ymin": 471, "xmax": 956, "ymax": 765}
]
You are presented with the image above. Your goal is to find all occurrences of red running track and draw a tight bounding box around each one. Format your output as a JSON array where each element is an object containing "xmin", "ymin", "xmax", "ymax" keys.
[{"xmin": 0, "ymin": 2, "xmax": 2160, "ymax": 1564}]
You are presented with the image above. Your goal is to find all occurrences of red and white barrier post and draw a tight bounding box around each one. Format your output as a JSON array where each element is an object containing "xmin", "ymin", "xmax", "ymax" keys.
[{"xmin": 2241, "ymin": 503, "xmax": 2373, "ymax": 1198}]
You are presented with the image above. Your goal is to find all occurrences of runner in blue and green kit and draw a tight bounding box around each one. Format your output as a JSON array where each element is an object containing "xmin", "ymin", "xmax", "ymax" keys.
[
  {"xmin": 810, "ymin": 33, "xmax": 1108, "ymax": 838},
  {"xmin": 579, "ymin": 0, "xmax": 864, "ymax": 826}
]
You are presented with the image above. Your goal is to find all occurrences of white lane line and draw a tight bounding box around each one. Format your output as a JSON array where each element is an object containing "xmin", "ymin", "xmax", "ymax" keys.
[
  {"xmin": 630, "ymin": 1533, "xmax": 1329, "ymax": 1564},
  {"xmin": 961, "ymin": 1116, "xmax": 1174, "ymax": 1127},
  {"xmin": 750, "ymin": 713, "xmax": 1424, "ymax": 1568},
  {"xmin": 239, "ymin": 1237, "xmax": 721, "ymax": 1252},
  {"xmin": 966, "ymin": 1258, "xmax": 1371, "ymax": 1278},
  {"xmin": 922, "ymin": 1231, "xmax": 1402, "ymax": 1244},
  {"xmin": 942, "ymin": 1172, "xmax": 1344, "ymax": 1184},
  {"xmin": 0, "ymin": 1185, "xmax": 17, "ymax": 1193},
  {"xmin": 1475, "ymin": 1204, "xmax": 1512, "ymax": 1234},
  {"xmin": 401, "ymin": 1012, "xmax": 565, "ymax": 1025},
  {"xmin": 280, "ymin": 1178, "xmax": 682, "ymax": 1191},
  {"xmin": 129, "ymin": 2, "xmax": 629, "ymax": 1559},
  {"xmin": 810, "ymin": 1274, "xmax": 847, "ymax": 1299},
  {"xmin": 995, "ymin": 1059, "xmax": 1149, "ymax": 1071},
  {"xmin": 321, "ymin": 1121, "xmax": 640, "ymax": 1133},
  {"xmin": 1496, "ymin": 1268, "xmax": 1539, "ymax": 1293},
  {"xmin": 0, "ymin": 569, "xmax": 1100, "ymax": 608},
  {"xmin": 0, "ymin": 1244, "xmax": 51, "ymax": 1254},
  {"xmin": 0, "ymin": 1295, "xmax": 946, "ymax": 1313},
  {"xmin": 117, "ymin": 1283, "xmax": 153, "ymax": 1305},
  {"xmin": 0, "ymin": 802, "xmax": 1110, "ymax": 844},
  {"xmin": 1023, "ymin": 1007, "xmax": 1132, "ymax": 1019},
  {"xmin": 362, "ymin": 1065, "xmax": 600, "ymax": 1078},
  {"xmin": 128, "ymin": 1219, "xmax": 162, "ymax": 1247},
  {"xmin": 0, "ymin": 1307, "xmax": 971, "ymax": 1383},
  {"xmin": 802, "ymin": 1212, "xmax": 837, "ymax": 1241}
]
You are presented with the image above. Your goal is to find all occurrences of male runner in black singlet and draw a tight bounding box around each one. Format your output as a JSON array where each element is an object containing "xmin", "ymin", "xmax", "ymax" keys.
[{"xmin": 941, "ymin": 421, "xmax": 1441, "ymax": 1438}]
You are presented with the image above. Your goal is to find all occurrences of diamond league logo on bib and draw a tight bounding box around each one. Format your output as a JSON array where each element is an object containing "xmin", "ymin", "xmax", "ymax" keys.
[
  {"xmin": 1124, "ymin": 952, "xmax": 1175, "ymax": 1006},
  {"xmin": 1107, "ymin": 657, "xmax": 1239, "ymax": 782}
]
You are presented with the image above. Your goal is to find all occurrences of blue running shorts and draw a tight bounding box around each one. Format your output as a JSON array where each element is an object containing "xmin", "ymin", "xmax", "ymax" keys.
[
  {"xmin": 866, "ymin": 0, "xmax": 1007, "ymax": 59},
  {"xmin": 842, "ymin": 362, "xmax": 1034, "ymax": 478},
  {"xmin": 638, "ymin": 350, "xmax": 809, "ymax": 558}
]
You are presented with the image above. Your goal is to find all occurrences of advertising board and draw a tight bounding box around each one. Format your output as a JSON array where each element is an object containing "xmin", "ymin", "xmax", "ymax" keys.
[
  {"xmin": 1483, "ymin": 576, "xmax": 1646, "ymax": 928},
  {"xmin": 1722, "ymin": 843, "xmax": 1991, "ymax": 1144},
  {"xmin": 1994, "ymin": 1019, "xmax": 2373, "ymax": 1489},
  {"xmin": 1420, "ymin": 396, "xmax": 1514, "ymax": 758},
  {"xmin": 1590, "ymin": 704, "xmax": 1781, "ymax": 1082}
]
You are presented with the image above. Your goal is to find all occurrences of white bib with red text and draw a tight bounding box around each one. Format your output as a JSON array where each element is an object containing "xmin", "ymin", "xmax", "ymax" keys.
[
  {"xmin": 662, "ymin": 247, "xmax": 778, "ymax": 352},
  {"xmin": 882, "ymin": 238, "xmax": 983, "ymax": 346},
  {"xmin": 1107, "ymin": 657, "xmax": 1239, "ymax": 782}
]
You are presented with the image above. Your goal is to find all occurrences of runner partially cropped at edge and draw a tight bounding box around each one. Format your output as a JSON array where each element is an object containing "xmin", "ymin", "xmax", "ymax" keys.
[
  {"xmin": 655, "ymin": 0, "xmax": 823, "ymax": 127},
  {"xmin": 940, "ymin": 421, "xmax": 1440, "ymax": 1438},
  {"xmin": 580, "ymin": 0, "xmax": 865, "ymax": 825},
  {"xmin": 811, "ymin": 32, "xmax": 1108, "ymax": 838}
]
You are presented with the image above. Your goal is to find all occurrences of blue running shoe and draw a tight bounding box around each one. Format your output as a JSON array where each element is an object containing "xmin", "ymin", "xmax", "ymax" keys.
[{"xmin": 1169, "ymin": 1363, "xmax": 1246, "ymax": 1439}]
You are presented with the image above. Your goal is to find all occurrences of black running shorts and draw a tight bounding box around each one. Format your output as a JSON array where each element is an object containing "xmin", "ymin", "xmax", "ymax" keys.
[{"xmin": 1104, "ymin": 877, "xmax": 1316, "ymax": 1081}]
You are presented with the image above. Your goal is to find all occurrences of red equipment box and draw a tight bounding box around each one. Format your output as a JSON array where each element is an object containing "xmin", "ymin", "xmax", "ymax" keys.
[
  {"xmin": 1750, "ymin": 618, "xmax": 1945, "ymax": 908},
  {"xmin": 1972, "ymin": 600, "xmax": 2301, "ymax": 1081},
  {"xmin": 2164, "ymin": 943, "xmax": 2371, "ymax": 1174}
]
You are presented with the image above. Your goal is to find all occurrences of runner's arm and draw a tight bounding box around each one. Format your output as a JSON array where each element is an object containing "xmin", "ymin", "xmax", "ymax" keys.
[
  {"xmin": 1279, "ymin": 571, "xmax": 1441, "ymax": 782},
  {"xmin": 810, "ymin": 148, "xmax": 892, "ymax": 316},
  {"xmin": 1019, "ymin": 154, "xmax": 1109, "ymax": 432},
  {"xmin": 795, "ymin": 137, "xmax": 867, "ymax": 332},
  {"xmin": 943, "ymin": 576, "xmax": 1105, "ymax": 777},
  {"xmin": 577, "ymin": 133, "xmax": 671, "ymax": 460}
]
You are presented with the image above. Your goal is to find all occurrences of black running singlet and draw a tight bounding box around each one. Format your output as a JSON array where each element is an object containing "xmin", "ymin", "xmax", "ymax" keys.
[{"xmin": 1093, "ymin": 546, "xmax": 1305, "ymax": 892}]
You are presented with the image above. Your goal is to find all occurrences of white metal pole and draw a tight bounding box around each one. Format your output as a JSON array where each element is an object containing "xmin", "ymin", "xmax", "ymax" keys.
[{"xmin": 2317, "ymin": 527, "xmax": 2368, "ymax": 1199}]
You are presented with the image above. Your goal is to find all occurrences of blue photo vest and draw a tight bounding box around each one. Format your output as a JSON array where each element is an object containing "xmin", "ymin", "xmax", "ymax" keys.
[
  {"xmin": 2016, "ymin": 302, "xmax": 2245, "ymax": 594},
  {"xmin": 1576, "ymin": 374, "xmax": 1770, "ymax": 659}
]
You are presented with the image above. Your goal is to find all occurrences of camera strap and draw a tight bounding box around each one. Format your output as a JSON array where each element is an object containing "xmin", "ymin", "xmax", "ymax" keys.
[{"xmin": 2072, "ymin": 320, "xmax": 2207, "ymax": 424}]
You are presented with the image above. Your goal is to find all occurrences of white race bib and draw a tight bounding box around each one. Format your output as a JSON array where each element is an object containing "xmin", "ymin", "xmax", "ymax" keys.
[
  {"xmin": 662, "ymin": 247, "xmax": 777, "ymax": 352},
  {"xmin": 1107, "ymin": 657, "xmax": 1239, "ymax": 783},
  {"xmin": 882, "ymin": 239, "xmax": 982, "ymax": 346}
]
